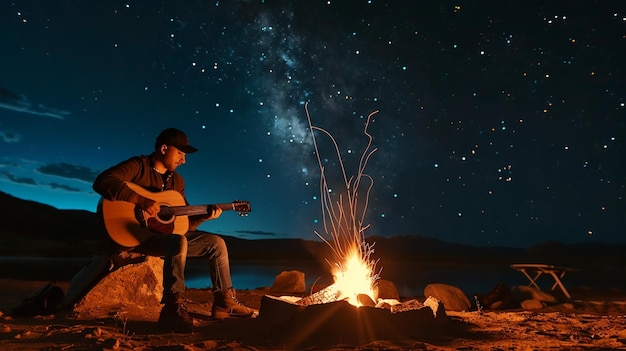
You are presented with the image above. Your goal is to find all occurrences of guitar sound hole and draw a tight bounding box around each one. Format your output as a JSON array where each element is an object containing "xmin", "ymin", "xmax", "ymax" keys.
[{"xmin": 157, "ymin": 206, "xmax": 175, "ymax": 222}]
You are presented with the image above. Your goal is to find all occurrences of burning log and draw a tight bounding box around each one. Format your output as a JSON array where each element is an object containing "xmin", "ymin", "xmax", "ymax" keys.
[{"xmin": 296, "ymin": 284, "xmax": 344, "ymax": 306}]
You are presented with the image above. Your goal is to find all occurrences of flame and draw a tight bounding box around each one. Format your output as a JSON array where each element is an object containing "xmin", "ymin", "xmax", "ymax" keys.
[{"xmin": 331, "ymin": 246, "xmax": 378, "ymax": 306}]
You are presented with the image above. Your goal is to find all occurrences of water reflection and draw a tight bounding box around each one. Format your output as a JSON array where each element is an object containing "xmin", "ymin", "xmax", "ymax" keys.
[
  {"xmin": 3, "ymin": 257, "xmax": 616, "ymax": 298},
  {"xmin": 185, "ymin": 260, "xmax": 526, "ymax": 297},
  {"xmin": 185, "ymin": 260, "xmax": 335, "ymax": 292}
]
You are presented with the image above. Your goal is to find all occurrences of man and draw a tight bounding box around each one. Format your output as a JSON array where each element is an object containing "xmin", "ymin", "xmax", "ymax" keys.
[{"xmin": 93, "ymin": 127, "xmax": 256, "ymax": 333}]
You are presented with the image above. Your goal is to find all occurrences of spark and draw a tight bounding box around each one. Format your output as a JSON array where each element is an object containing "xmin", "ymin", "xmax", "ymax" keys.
[{"xmin": 305, "ymin": 102, "xmax": 381, "ymax": 306}]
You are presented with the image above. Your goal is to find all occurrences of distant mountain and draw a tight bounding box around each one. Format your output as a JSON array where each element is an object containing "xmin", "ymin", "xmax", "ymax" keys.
[
  {"xmin": 1, "ymin": 191, "xmax": 625, "ymax": 269},
  {"xmin": 0, "ymin": 191, "xmax": 103, "ymax": 257}
]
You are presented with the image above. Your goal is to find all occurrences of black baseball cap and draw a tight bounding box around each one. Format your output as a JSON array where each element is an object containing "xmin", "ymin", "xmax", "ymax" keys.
[{"xmin": 155, "ymin": 128, "xmax": 198, "ymax": 154}]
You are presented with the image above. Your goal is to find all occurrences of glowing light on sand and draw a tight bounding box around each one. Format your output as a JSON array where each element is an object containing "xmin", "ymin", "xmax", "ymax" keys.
[{"xmin": 305, "ymin": 102, "xmax": 381, "ymax": 306}]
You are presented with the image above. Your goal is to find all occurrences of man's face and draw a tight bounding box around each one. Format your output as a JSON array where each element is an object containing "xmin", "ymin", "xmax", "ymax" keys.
[{"xmin": 162, "ymin": 145, "xmax": 187, "ymax": 171}]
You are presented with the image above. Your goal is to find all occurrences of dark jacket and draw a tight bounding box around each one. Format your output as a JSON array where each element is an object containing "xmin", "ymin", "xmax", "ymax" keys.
[{"xmin": 93, "ymin": 154, "xmax": 187, "ymax": 203}]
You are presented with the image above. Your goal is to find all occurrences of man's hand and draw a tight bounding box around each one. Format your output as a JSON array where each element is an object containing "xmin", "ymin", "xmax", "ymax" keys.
[
  {"xmin": 189, "ymin": 205, "xmax": 222, "ymax": 231},
  {"xmin": 130, "ymin": 193, "xmax": 161, "ymax": 216},
  {"xmin": 205, "ymin": 205, "xmax": 223, "ymax": 220}
]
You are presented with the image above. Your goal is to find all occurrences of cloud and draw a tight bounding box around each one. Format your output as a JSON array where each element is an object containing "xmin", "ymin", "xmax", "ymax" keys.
[
  {"xmin": 47, "ymin": 182, "xmax": 82, "ymax": 192},
  {"xmin": 1, "ymin": 168, "xmax": 85, "ymax": 193},
  {"xmin": 235, "ymin": 229, "xmax": 279, "ymax": 237},
  {"xmin": 36, "ymin": 163, "xmax": 100, "ymax": 183},
  {"xmin": 0, "ymin": 86, "xmax": 69, "ymax": 120},
  {"xmin": 0, "ymin": 158, "xmax": 100, "ymax": 195},
  {"xmin": 0, "ymin": 129, "xmax": 21, "ymax": 143},
  {"xmin": 1, "ymin": 171, "xmax": 37, "ymax": 185}
]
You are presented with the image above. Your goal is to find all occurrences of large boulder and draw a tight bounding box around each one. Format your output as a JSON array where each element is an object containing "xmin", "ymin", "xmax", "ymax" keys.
[
  {"xmin": 511, "ymin": 285, "xmax": 557, "ymax": 304},
  {"xmin": 70, "ymin": 256, "xmax": 164, "ymax": 320},
  {"xmin": 511, "ymin": 285, "xmax": 558, "ymax": 311},
  {"xmin": 477, "ymin": 283, "xmax": 515, "ymax": 310},
  {"xmin": 520, "ymin": 299, "xmax": 544, "ymax": 310},
  {"xmin": 376, "ymin": 279, "xmax": 400, "ymax": 300},
  {"xmin": 424, "ymin": 283, "xmax": 472, "ymax": 312},
  {"xmin": 271, "ymin": 270, "xmax": 306, "ymax": 294}
]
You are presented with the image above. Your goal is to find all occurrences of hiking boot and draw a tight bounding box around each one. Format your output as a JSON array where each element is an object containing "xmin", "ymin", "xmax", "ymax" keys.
[
  {"xmin": 157, "ymin": 301, "xmax": 193, "ymax": 333},
  {"xmin": 212, "ymin": 288, "xmax": 258, "ymax": 319}
]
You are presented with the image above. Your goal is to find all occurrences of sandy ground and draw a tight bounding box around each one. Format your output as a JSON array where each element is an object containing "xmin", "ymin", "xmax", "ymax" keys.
[
  {"xmin": 0, "ymin": 279, "xmax": 626, "ymax": 351},
  {"xmin": 1, "ymin": 279, "xmax": 626, "ymax": 350}
]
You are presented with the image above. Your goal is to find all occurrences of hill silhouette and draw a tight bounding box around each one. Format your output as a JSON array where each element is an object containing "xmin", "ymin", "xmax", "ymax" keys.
[{"xmin": 1, "ymin": 190, "xmax": 625, "ymax": 271}]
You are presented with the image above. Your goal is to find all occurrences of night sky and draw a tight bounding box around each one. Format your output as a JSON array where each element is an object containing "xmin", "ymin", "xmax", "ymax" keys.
[{"xmin": 0, "ymin": 1, "xmax": 624, "ymax": 248}]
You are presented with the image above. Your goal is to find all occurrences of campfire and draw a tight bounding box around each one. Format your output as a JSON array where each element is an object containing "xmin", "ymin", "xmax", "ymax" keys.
[
  {"xmin": 324, "ymin": 245, "xmax": 378, "ymax": 306},
  {"xmin": 297, "ymin": 245, "xmax": 379, "ymax": 307},
  {"xmin": 257, "ymin": 105, "xmax": 446, "ymax": 344}
]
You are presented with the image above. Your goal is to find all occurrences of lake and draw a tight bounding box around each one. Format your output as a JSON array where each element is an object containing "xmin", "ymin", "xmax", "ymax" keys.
[
  {"xmin": 186, "ymin": 260, "xmax": 540, "ymax": 297},
  {"xmin": 2, "ymin": 257, "xmax": 620, "ymax": 298}
]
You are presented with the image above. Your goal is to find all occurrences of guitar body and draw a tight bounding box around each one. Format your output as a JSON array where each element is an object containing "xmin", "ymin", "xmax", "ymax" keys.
[
  {"xmin": 100, "ymin": 182, "xmax": 251, "ymax": 250},
  {"xmin": 100, "ymin": 182, "xmax": 190, "ymax": 249}
]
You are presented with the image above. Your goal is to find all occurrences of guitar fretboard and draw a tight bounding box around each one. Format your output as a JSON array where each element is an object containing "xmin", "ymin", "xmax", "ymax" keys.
[{"xmin": 168, "ymin": 204, "xmax": 235, "ymax": 217}]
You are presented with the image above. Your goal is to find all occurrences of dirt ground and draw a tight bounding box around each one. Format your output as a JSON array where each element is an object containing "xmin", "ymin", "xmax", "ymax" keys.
[{"xmin": 2, "ymin": 279, "xmax": 626, "ymax": 350}]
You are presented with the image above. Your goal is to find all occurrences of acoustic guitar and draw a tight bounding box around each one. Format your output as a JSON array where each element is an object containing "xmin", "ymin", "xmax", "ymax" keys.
[{"xmin": 100, "ymin": 182, "xmax": 251, "ymax": 248}]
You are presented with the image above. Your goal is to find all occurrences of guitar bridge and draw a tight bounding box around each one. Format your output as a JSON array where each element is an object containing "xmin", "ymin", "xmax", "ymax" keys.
[{"xmin": 134, "ymin": 206, "xmax": 147, "ymax": 228}]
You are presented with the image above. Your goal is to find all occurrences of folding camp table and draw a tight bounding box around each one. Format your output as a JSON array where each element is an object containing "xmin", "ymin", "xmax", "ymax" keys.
[{"xmin": 510, "ymin": 263, "xmax": 577, "ymax": 299}]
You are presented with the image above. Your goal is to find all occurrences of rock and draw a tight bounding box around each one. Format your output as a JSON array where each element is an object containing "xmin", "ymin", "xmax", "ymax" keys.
[
  {"xmin": 520, "ymin": 299, "xmax": 544, "ymax": 310},
  {"xmin": 101, "ymin": 337, "xmax": 120, "ymax": 350},
  {"xmin": 424, "ymin": 283, "xmax": 471, "ymax": 312},
  {"xmin": 489, "ymin": 301, "xmax": 503, "ymax": 309},
  {"xmin": 70, "ymin": 256, "xmax": 164, "ymax": 320},
  {"xmin": 357, "ymin": 293, "xmax": 376, "ymax": 307},
  {"xmin": 478, "ymin": 283, "xmax": 515, "ymax": 310},
  {"xmin": 258, "ymin": 294, "xmax": 445, "ymax": 344},
  {"xmin": 270, "ymin": 270, "xmax": 306, "ymax": 294},
  {"xmin": 258, "ymin": 295, "xmax": 305, "ymax": 325},
  {"xmin": 388, "ymin": 297, "xmax": 447, "ymax": 322},
  {"xmin": 376, "ymin": 279, "xmax": 400, "ymax": 300},
  {"xmin": 512, "ymin": 285, "xmax": 557, "ymax": 304},
  {"xmin": 422, "ymin": 296, "xmax": 447, "ymax": 321}
]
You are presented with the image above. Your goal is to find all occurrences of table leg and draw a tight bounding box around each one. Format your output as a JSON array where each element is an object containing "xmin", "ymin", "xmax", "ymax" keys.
[
  {"xmin": 519, "ymin": 269, "xmax": 543, "ymax": 290},
  {"xmin": 548, "ymin": 270, "xmax": 571, "ymax": 299}
]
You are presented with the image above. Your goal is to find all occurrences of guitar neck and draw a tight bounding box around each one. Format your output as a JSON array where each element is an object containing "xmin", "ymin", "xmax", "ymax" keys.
[{"xmin": 170, "ymin": 203, "xmax": 236, "ymax": 217}]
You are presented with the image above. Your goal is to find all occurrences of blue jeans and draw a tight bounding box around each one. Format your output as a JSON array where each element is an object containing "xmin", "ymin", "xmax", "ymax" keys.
[{"xmin": 132, "ymin": 230, "xmax": 233, "ymax": 301}]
